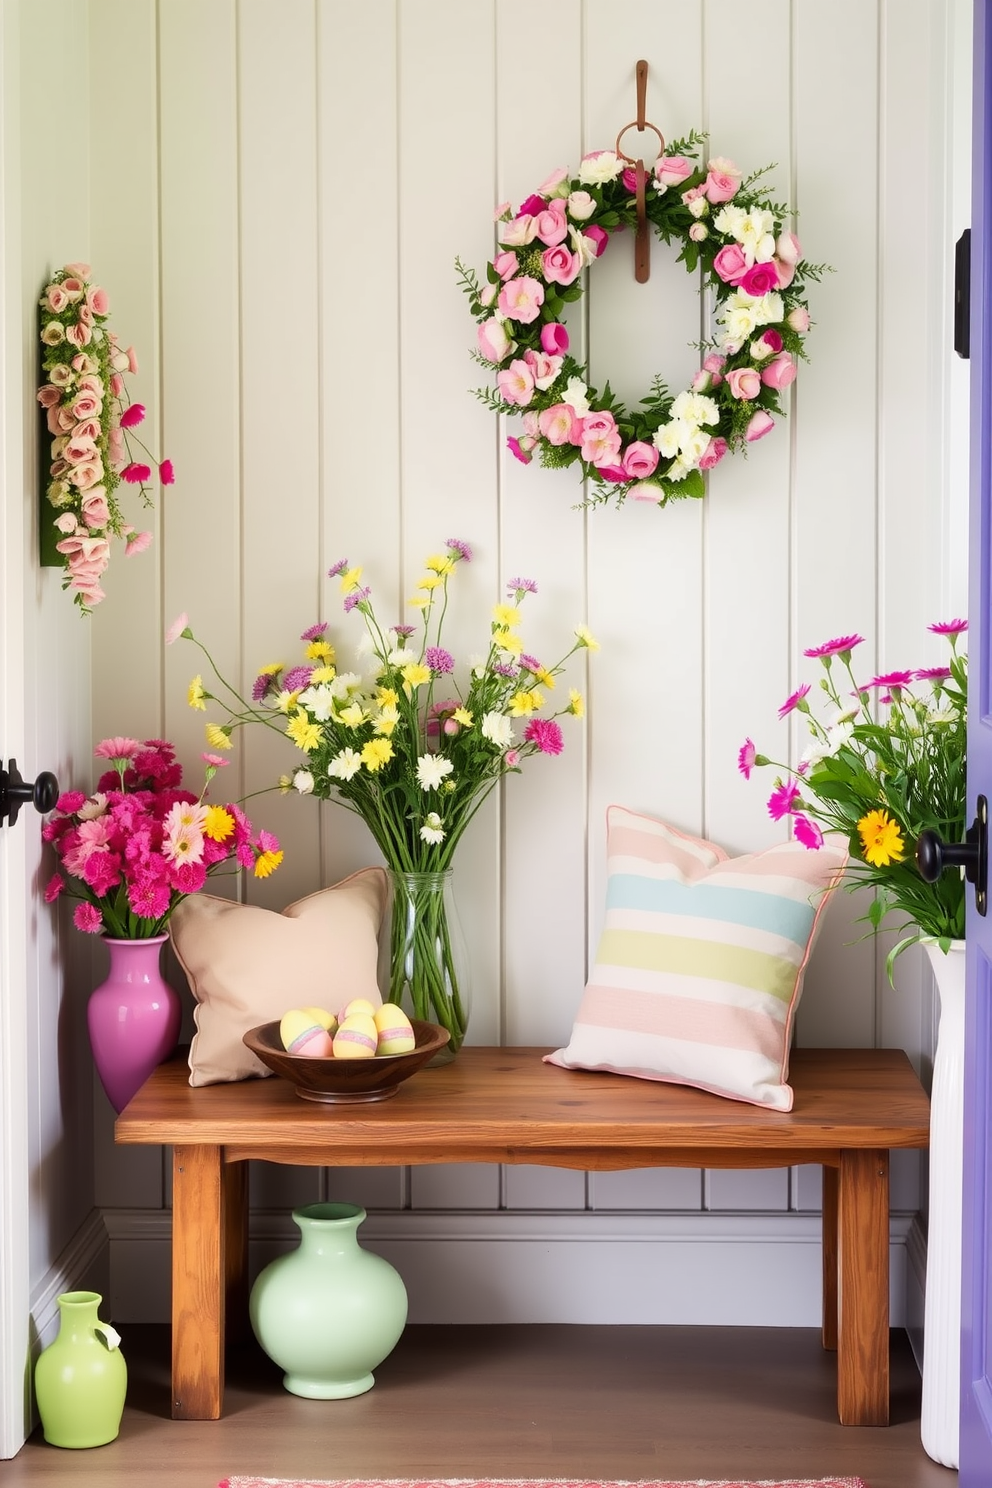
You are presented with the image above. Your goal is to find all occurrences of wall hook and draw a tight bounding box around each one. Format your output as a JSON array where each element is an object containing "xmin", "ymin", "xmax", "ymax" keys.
[{"xmin": 614, "ymin": 60, "xmax": 664, "ymax": 283}]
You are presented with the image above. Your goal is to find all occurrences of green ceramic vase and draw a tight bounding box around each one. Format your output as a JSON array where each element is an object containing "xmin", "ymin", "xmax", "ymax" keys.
[
  {"xmin": 249, "ymin": 1202, "xmax": 408, "ymax": 1398},
  {"xmin": 34, "ymin": 1291, "xmax": 127, "ymax": 1448}
]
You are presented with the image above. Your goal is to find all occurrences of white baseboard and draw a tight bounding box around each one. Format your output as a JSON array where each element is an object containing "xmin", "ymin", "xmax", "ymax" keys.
[
  {"xmin": 103, "ymin": 1207, "xmax": 918, "ymax": 1329},
  {"xmin": 30, "ymin": 1208, "xmax": 110, "ymax": 1350}
]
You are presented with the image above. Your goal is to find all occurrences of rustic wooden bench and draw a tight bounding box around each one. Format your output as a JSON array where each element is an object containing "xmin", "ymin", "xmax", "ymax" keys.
[{"xmin": 115, "ymin": 1045, "xmax": 929, "ymax": 1427}]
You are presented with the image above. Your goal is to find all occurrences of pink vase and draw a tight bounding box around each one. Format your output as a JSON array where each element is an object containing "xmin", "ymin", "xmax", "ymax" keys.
[{"xmin": 86, "ymin": 936, "xmax": 181, "ymax": 1113}]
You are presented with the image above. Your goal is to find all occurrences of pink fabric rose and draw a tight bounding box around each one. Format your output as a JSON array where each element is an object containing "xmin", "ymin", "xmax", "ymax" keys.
[
  {"xmin": 774, "ymin": 257, "xmax": 796, "ymax": 289},
  {"xmin": 534, "ymin": 202, "xmax": 568, "ymax": 247},
  {"xmin": 760, "ymin": 353, "xmax": 797, "ymax": 391},
  {"xmin": 498, "ymin": 276, "xmax": 545, "ymax": 323},
  {"xmin": 65, "ymin": 322, "xmax": 92, "ymax": 349},
  {"xmin": 492, "ymin": 251, "xmax": 518, "ymax": 280},
  {"xmin": 622, "ymin": 442, "xmax": 659, "ymax": 480},
  {"xmin": 580, "ymin": 411, "xmax": 621, "ymax": 467},
  {"xmin": 688, "ymin": 222, "xmax": 708, "ymax": 243},
  {"xmin": 61, "ymin": 277, "xmax": 85, "ymax": 301},
  {"xmin": 698, "ymin": 436, "xmax": 729, "ymax": 470},
  {"xmin": 64, "ymin": 433, "xmax": 98, "ymax": 465},
  {"xmin": 541, "ymin": 322, "xmax": 569, "ymax": 355},
  {"xmin": 72, "ymin": 418, "xmax": 101, "ymax": 442},
  {"xmin": 712, "ymin": 244, "xmax": 748, "ymax": 284},
  {"xmin": 538, "ymin": 404, "xmax": 580, "ymax": 446},
  {"xmin": 69, "ymin": 459, "xmax": 105, "ymax": 490},
  {"xmin": 519, "ymin": 193, "xmax": 545, "ymax": 217},
  {"xmin": 46, "ymin": 285, "xmax": 69, "ymax": 313},
  {"xmin": 538, "ymin": 167, "xmax": 569, "ymax": 193},
  {"xmin": 583, "ymin": 225, "xmax": 609, "ymax": 257},
  {"xmin": 71, "ymin": 391, "xmax": 102, "ymax": 420},
  {"xmin": 478, "ymin": 317, "xmax": 514, "ymax": 363},
  {"xmin": 788, "ymin": 306, "xmax": 811, "ymax": 333},
  {"xmin": 740, "ymin": 261, "xmax": 780, "ymax": 297},
  {"xmin": 691, "ymin": 369, "xmax": 717, "ymax": 392},
  {"xmin": 501, "ymin": 214, "xmax": 537, "ymax": 247},
  {"xmin": 727, "ymin": 366, "xmax": 761, "ymax": 400},
  {"xmin": 496, "ymin": 359, "xmax": 536, "ymax": 406},
  {"xmin": 745, "ymin": 410, "xmax": 775, "ymax": 442},
  {"xmin": 655, "ymin": 155, "xmax": 693, "ymax": 188},
  {"xmin": 86, "ymin": 285, "xmax": 109, "ymax": 314},
  {"xmin": 703, "ymin": 353, "xmax": 727, "ymax": 375},
  {"xmin": 776, "ymin": 231, "xmax": 802, "ymax": 265},
  {"xmin": 523, "ymin": 349, "xmax": 563, "ymax": 390},
  {"xmin": 703, "ymin": 170, "xmax": 740, "ymax": 203},
  {"xmin": 36, "ymin": 385, "xmax": 61, "ymax": 408},
  {"xmin": 541, "ymin": 245, "xmax": 582, "ymax": 286},
  {"xmin": 754, "ymin": 329, "xmax": 783, "ymax": 358},
  {"xmin": 81, "ymin": 491, "xmax": 110, "ymax": 529}
]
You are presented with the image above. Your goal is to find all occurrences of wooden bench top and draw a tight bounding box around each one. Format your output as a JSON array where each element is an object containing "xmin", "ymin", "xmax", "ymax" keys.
[{"xmin": 116, "ymin": 1045, "xmax": 930, "ymax": 1170}]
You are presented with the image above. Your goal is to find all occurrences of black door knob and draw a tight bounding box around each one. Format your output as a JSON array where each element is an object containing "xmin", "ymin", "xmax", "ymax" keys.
[
  {"xmin": 916, "ymin": 795, "xmax": 988, "ymax": 916},
  {"xmin": 0, "ymin": 759, "xmax": 59, "ymax": 829}
]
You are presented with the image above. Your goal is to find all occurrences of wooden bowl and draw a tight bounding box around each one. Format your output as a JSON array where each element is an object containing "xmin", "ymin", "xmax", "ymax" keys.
[{"xmin": 242, "ymin": 1018, "xmax": 450, "ymax": 1103}]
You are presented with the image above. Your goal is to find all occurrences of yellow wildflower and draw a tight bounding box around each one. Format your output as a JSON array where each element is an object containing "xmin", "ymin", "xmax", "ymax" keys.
[
  {"xmin": 361, "ymin": 738, "xmax": 394, "ymax": 772},
  {"xmin": 204, "ymin": 723, "xmax": 232, "ymax": 750},
  {"xmin": 278, "ymin": 773, "xmax": 294, "ymax": 794},
  {"xmin": 508, "ymin": 690, "xmax": 540, "ymax": 717},
  {"xmin": 254, "ymin": 848, "xmax": 284, "ymax": 880},
  {"xmin": 493, "ymin": 629, "xmax": 522, "ymax": 657},
  {"xmin": 258, "ymin": 662, "xmax": 283, "ymax": 677},
  {"xmin": 377, "ymin": 687, "xmax": 399, "ymax": 707},
  {"xmin": 374, "ymin": 705, "xmax": 399, "ymax": 736},
  {"xmin": 453, "ymin": 707, "xmax": 473, "ymax": 727},
  {"xmin": 275, "ymin": 689, "xmax": 301, "ymax": 713},
  {"xmin": 306, "ymin": 640, "xmax": 335, "ymax": 663},
  {"xmin": 492, "ymin": 602, "xmax": 520, "ymax": 628},
  {"xmin": 188, "ymin": 675, "xmax": 207, "ymax": 711},
  {"xmin": 857, "ymin": 810, "xmax": 905, "ymax": 867},
  {"xmin": 425, "ymin": 554, "xmax": 455, "ymax": 576},
  {"xmin": 338, "ymin": 702, "xmax": 367, "ymax": 728},
  {"xmin": 535, "ymin": 667, "xmax": 556, "ymax": 689},
  {"xmin": 408, "ymin": 595, "xmax": 432, "ymax": 610},
  {"xmin": 339, "ymin": 565, "xmax": 363, "ymax": 593},
  {"xmin": 286, "ymin": 710, "xmax": 322, "ymax": 752},
  {"xmin": 401, "ymin": 662, "xmax": 432, "ymax": 690},
  {"xmin": 418, "ymin": 574, "xmax": 443, "ymax": 591},
  {"xmin": 569, "ymin": 689, "xmax": 585, "ymax": 717},
  {"xmin": 309, "ymin": 665, "xmax": 336, "ymax": 684},
  {"xmin": 574, "ymin": 625, "xmax": 600, "ymax": 651},
  {"xmin": 203, "ymin": 805, "xmax": 235, "ymax": 843}
]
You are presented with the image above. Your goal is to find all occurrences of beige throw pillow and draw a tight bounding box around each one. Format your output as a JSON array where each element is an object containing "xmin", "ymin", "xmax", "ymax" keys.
[{"xmin": 170, "ymin": 868, "xmax": 389, "ymax": 1086}]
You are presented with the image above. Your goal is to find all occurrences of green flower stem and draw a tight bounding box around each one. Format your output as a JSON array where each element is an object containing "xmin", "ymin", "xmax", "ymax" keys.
[{"xmin": 388, "ymin": 871, "xmax": 467, "ymax": 1050}]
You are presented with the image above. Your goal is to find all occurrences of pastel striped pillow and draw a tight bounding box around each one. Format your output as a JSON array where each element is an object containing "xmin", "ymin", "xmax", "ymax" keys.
[{"xmin": 546, "ymin": 806, "xmax": 847, "ymax": 1110}]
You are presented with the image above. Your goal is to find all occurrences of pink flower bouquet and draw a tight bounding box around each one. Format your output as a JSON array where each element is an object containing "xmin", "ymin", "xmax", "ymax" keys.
[{"xmin": 43, "ymin": 737, "xmax": 282, "ymax": 938}]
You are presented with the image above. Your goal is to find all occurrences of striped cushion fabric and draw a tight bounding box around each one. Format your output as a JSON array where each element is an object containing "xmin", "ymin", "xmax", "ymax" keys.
[{"xmin": 546, "ymin": 806, "xmax": 847, "ymax": 1110}]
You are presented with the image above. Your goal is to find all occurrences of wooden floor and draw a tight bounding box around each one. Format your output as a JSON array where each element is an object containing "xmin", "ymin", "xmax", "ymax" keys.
[{"xmin": 5, "ymin": 1324, "xmax": 955, "ymax": 1488}]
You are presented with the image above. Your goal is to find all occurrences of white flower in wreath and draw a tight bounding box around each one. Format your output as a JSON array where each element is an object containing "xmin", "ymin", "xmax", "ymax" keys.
[
  {"xmin": 687, "ymin": 196, "xmax": 709, "ymax": 220},
  {"xmin": 668, "ymin": 457, "xmax": 692, "ymax": 481},
  {"xmin": 713, "ymin": 203, "xmax": 748, "ymax": 239},
  {"xmin": 752, "ymin": 292, "xmax": 785, "ymax": 327},
  {"xmin": 678, "ymin": 425, "xmax": 713, "ymax": 464},
  {"xmin": 736, "ymin": 208, "xmax": 777, "ymax": 262},
  {"xmin": 569, "ymin": 224, "xmax": 598, "ymax": 269},
  {"xmin": 670, "ymin": 390, "xmax": 719, "ymax": 428},
  {"xmin": 653, "ymin": 420, "xmax": 687, "ymax": 459},
  {"xmin": 562, "ymin": 376, "xmax": 591, "ymax": 417},
  {"xmin": 567, "ymin": 190, "xmax": 597, "ymax": 221},
  {"xmin": 577, "ymin": 150, "xmax": 623, "ymax": 185},
  {"xmin": 717, "ymin": 292, "xmax": 762, "ymax": 344}
]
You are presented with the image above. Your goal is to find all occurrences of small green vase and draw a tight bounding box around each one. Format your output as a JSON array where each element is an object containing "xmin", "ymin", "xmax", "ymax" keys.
[
  {"xmin": 249, "ymin": 1202, "xmax": 408, "ymax": 1398},
  {"xmin": 34, "ymin": 1291, "xmax": 127, "ymax": 1448}
]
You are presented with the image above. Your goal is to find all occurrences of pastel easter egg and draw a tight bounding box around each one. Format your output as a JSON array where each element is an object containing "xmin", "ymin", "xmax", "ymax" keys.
[
  {"xmin": 280, "ymin": 1009, "xmax": 333, "ymax": 1058},
  {"xmin": 340, "ymin": 997, "xmax": 378, "ymax": 1022},
  {"xmin": 374, "ymin": 1004, "xmax": 416, "ymax": 1055},
  {"xmin": 301, "ymin": 1005, "xmax": 337, "ymax": 1035},
  {"xmin": 332, "ymin": 1013, "xmax": 378, "ymax": 1059}
]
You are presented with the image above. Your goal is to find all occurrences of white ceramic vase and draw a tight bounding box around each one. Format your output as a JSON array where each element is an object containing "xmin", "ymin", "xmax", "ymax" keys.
[{"xmin": 920, "ymin": 937, "xmax": 965, "ymax": 1470}]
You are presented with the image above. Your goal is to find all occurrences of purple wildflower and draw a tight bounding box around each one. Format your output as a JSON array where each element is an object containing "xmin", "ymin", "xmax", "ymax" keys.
[
  {"xmin": 915, "ymin": 666, "xmax": 952, "ymax": 682},
  {"xmin": 252, "ymin": 669, "xmax": 279, "ymax": 702},
  {"xmin": 507, "ymin": 576, "xmax": 538, "ymax": 595},
  {"xmin": 301, "ymin": 622, "xmax": 328, "ymax": 641},
  {"xmin": 343, "ymin": 586, "xmax": 371, "ymax": 613},
  {"xmin": 393, "ymin": 624, "xmax": 416, "ymax": 638},
  {"xmin": 520, "ymin": 654, "xmax": 542, "ymax": 673},
  {"xmin": 928, "ymin": 619, "xmax": 968, "ymax": 635},
  {"xmin": 777, "ymin": 684, "xmax": 811, "ymax": 719},
  {"xmin": 446, "ymin": 538, "xmax": 473, "ymax": 562},
  {"xmin": 494, "ymin": 661, "xmax": 519, "ymax": 679},
  {"xmin": 283, "ymin": 665, "xmax": 314, "ymax": 692},
  {"xmin": 866, "ymin": 671, "xmax": 914, "ymax": 691},
  {"xmin": 327, "ymin": 559, "xmax": 349, "ymax": 577},
  {"xmin": 737, "ymin": 738, "xmax": 756, "ymax": 780},
  {"xmin": 425, "ymin": 647, "xmax": 455, "ymax": 675}
]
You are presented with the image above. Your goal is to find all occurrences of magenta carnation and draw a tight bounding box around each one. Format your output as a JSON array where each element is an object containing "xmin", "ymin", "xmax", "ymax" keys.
[
  {"xmin": 56, "ymin": 790, "xmax": 87, "ymax": 814},
  {"xmin": 866, "ymin": 671, "xmax": 914, "ymax": 691},
  {"xmin": 121, "ymin": 462, "xmax": 152, "ymax": 484},
  {"xmin": 802, "ymin": 634, "xmax": 864, "ymax": 659},
  {"xmin": 44, "ymin": 873, "xmax": 65, "ymax": 903},
  {"xmin": 915, "ymin": 666, "xmax": 952, "ymax": 682},
  {"xmin": 777, "ymin": 684, "xmax": 811, "ymax": 719},
  {"xmin": 119, "ymin": 402, "xmax": 145, "ymax": 428},
  {"xmin": 928, "ymin": 619, "xmax": 968, "ymax": 635},
  {"xmin": 737, "ymin": 738, "xmax": 757, "ymax": 780},
  {"xmin": 793, "ymin": 813, "xmax": 824, "ymax": 850},
  {"xmin": 524, "ymin": 718, "xmax": 564, "ymax": 755},
  {"xmin": 73, "ymin": 902, "xmax": 103, "ymax": 934},
  {"xmin": 767, "ymin": 779, "xmax": 800, "ymax": 820},
  {"xmin": 159, "ymin": 458, "xmax": 175, "ymax": 486}
]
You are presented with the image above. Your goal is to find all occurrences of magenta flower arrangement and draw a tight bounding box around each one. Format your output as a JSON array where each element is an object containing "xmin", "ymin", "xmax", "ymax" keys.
[
  {"xmin": 738, "ymin": 622, "xmax": 968, "ymax": 964},
  {"xmin": 36, "ymin": 264, "xmax": 175, "ymax": 612},
  {"xmin": 43, "ymin": 738, "xmax": 282, "ymax": 939},
  {"xmin": 458, "ymin": 130, "xmax": 825, "ymax": 511},
  {"xmin": 172, "ymin": 540, "xmax": 598, "ymax": 1048}
]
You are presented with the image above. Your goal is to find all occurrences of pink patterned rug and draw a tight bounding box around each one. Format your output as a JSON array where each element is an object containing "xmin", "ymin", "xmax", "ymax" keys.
[{"xmin": 219, "ymin": 1477, "xmax": 868, "ymax": 1488}]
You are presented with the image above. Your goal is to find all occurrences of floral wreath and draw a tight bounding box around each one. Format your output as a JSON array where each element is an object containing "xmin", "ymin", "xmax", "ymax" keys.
[
  {"xmin": 458, "ymin": 131, "xmax": 824, "ymax": 509},
  {"xmin": 36, "ymin": 263, "xmax": 174, "ymax": 613}
]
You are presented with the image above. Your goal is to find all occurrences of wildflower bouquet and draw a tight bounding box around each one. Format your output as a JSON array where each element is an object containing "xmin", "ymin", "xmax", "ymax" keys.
[
  {"xmin": 36, "ymin": 263, "xmax": 175, "ymax": 612},
  {"xmin": 175, "ymin": 538, "xmax": 597, "ymax": 1048},
  {"xmin": 43, "ymin": 737, "xmax": 282, "ymax": 939},
  {"xmin": 739, "ymin": 622, "xmax": 968, "ymax": 966}
]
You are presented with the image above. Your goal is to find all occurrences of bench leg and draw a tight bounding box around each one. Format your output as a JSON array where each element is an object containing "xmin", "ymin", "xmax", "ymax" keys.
[
  {"xmin": 822, "ymin": 1161, "xmax": 838, "ymax": 1351},
  {"xmin": 837, "ymin": 1147, "xmax": 889, "ymax": 1426},
  {"xmin": 172, "ymin": 1144, "xmax": 226, "ymax": 1420},
  {"xmin": 224, "ymin": 1161, "xmax": 251, "ymax": 1346}
]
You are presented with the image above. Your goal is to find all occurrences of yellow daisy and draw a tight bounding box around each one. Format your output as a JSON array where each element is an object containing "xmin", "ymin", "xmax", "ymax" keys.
[
  {"xmin": 857, "ymin": 809, "xmax": 905, "ymax": 867},
  {"xmin": 493, "ymin": 628, "xmax": 522, "ymax": 657},
  {"xmin": 568, "ymin": 689, "xmax": 585, "ymax": 717},
  {"xmin": 339, "ymin": 564, "xmax": 363, "ymax": 593},
  {"xmin": 418, "ymin": 574, "xmax": 443, "ymax": 591},
  {"xmin": 306, "ymin": 640, "xmax": 335, "ymax": 663},
  {"xmin": 309, "ymin": 665, "xmax": 336, "ymax": 684},
  {"xmin": 286, "ymin": 710, "xmax": 322, "ymax": 752},
  {"xmin": 204, "ymin": 723, "xmax": 232, "ymax": 750},
  {"xmin": 203, "ymin": 806, "xmax": 235, "ymax": 843},
  {"xmin": 361, "ymin": 738, "xmax": 394, "ymax": 772},
  {"xmin": 492, "ymin": 602, "xmax": 520, "ymax": 627},
  {"xmin": 188, "ymin": 675, "xmax": 207, "ymax": 711},
  {"xmin": 425, "ymin": 554, "xmax": 455, "ymax": 576},
  {"xmin": 453, "ymin": 707, "xmax": 473, "ymax": 727},
  {"xmin": 401, "ymin": 662, "xmax": 432, "ymax": 691},
  {"xmin": 254, "ymin": 849, "xmax": 284, "ymax": 880},
  {"xmin": 574, "ymin": 625, "xmax": 600, "ymax": 651},
  {"xmin": 377, "ymin": 687, "xmax": 399, "ymax": 707}
]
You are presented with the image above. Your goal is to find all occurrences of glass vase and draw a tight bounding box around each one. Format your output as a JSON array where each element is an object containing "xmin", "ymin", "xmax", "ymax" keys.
[{"xmin": 387, "ymin": 869, "xmax": 469, "ymax": 1061}]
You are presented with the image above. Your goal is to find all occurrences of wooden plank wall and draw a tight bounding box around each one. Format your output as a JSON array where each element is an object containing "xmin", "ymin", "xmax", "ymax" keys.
[{"xmin": 74, "ymin": 0, "xmax": 968, "ymax": 1318}]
